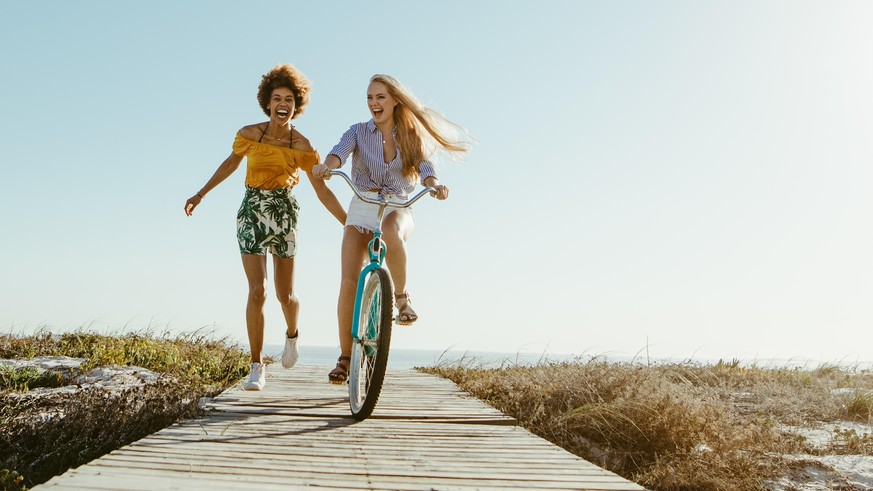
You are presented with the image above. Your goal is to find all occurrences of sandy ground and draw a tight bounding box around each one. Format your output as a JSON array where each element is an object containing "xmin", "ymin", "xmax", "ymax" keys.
[{"xmin": 769, "ymin": 422, "xmax": 873, "ymax": 490}]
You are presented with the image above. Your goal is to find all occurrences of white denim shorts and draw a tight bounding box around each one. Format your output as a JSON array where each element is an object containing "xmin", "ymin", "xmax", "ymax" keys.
[{"xmin": 345, "ymin": 192, "xmax": 413, "ymax": 233}]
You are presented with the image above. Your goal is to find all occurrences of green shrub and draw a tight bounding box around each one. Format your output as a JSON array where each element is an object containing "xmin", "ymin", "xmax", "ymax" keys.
[{"xmin": 0, "ymin": 366, "xmax": 66, "ymax": 393}]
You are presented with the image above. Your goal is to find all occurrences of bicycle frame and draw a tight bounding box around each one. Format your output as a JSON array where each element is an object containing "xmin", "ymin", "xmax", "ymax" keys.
[{"xmin": 326, "ymin": 169, "xmax": 435, "ymax": 419}]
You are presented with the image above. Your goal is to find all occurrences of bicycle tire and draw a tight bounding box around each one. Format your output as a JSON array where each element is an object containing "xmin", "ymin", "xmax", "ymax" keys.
[{"xmin": 349, "ymin": 267, "xmax": 393, "ymax": 420}]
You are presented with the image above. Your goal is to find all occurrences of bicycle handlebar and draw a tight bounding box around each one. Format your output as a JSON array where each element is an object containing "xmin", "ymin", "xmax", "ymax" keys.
[{"xmin": 327, "ymin": 170, "xmax": 435, "ymax": 208}]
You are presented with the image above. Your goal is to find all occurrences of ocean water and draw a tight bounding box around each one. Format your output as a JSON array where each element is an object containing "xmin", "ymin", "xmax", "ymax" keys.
[
  {"xmin": 256, "ymin": 345, "xmax": 873, "ymax": 370},
  {"xmin": 261, "ymin": 344, "xmax": 576, "ymax": 370}
]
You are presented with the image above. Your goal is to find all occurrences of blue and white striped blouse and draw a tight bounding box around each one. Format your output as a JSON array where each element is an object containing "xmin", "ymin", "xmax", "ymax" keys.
[{"xmin": 328, "ymin": 120, "xmax": 437, "ymax": 199}]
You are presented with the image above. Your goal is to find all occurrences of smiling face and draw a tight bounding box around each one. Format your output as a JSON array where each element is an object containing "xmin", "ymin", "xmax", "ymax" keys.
[
  {"xmin": 269, "ymin": 87, "xmax": 296, "ymax": 123},
  {"xmin": 367, "ymin": 81, "xmax": 398, "ymax": 125}
]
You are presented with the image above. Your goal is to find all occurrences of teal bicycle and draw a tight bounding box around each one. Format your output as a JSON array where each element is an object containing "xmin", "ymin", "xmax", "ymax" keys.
[{"xmin": 328, "ymin": 170, "xmax": 435, "ymax": 420}]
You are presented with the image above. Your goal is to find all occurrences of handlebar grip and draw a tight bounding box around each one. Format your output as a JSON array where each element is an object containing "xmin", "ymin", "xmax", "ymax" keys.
[{"xmin": 321, "ymin": 168, "xmax": 338, "ymax": 180}]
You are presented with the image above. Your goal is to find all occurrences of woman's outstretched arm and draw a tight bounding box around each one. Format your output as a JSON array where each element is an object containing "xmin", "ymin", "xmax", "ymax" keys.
[
  {"xmin": 184, "ymin": 152, "xmax": 244, "ymax": 216},
  {"xmin": 306, "ymin": 170, "xmax": 347, "ymax": 225}
]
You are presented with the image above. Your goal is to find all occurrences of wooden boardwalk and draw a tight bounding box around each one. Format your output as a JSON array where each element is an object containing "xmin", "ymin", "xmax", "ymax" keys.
[{"xmin": 37, "ymin": 365, "xmax": 646, "ymax": 491}]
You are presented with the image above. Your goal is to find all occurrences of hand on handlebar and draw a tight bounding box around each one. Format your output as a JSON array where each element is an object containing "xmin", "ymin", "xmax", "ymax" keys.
[
  {"xmin": 430, "ymin": 184, "xmax": 449, "ymax": 200},
  {"xmin": 312, "ymin": 163, "xmax": 331, "ymax": 180}
]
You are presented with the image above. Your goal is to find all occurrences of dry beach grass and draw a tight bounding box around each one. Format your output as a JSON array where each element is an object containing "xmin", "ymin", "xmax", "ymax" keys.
[{"xmin": 423, "ymin": 357, "xmax": 873, "ymax": 491}]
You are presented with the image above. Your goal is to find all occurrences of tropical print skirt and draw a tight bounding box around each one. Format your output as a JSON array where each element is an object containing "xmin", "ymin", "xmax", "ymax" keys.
[{"xmin": 236, "ymin": 187, "xmax": 300, "ymax": 258}]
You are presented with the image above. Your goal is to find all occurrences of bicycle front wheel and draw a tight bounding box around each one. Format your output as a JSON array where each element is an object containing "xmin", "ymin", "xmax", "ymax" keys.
[{"xmin": 349, "ymin": 267, "xmax": 393, "ymax": 420}]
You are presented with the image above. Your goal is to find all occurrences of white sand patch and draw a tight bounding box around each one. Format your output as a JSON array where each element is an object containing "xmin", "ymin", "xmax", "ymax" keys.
[
  {"xmin": 0, "ymin": 355, "xmax": 86, "ymax": 373},
  {"xmin": 816, "ymin": 455, "xmax": 873, "ymax": 488},
  {"xmin": 75, "ymin": 366, "xmax": 160, "ymax": 386},
  {"xmin": 768, "ymin": 454, "xmax": 873, "ymax": 491},
  {"xmin": 2, "ymin": 356, "xmax": 162, "ymax": 395},
  {"xmin": 767, "ymin": 463, "xmax": 849, "ymax": 491},
  {"xmin": 783, "ymin": 421, "xmax": 873, "ymax": 451},
  {"xmin": 770, "ymin": 422, "xmax": 873, "ymax": 490}
]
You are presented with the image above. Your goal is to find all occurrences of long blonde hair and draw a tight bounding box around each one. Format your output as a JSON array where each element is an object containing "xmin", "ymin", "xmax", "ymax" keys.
[{"xmin": 370, "ymin": 74, "xmax": 474, "ymax": 182}]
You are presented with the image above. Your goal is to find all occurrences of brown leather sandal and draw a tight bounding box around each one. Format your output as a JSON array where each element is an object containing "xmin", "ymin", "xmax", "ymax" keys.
[
  {"xmin": 328, "ymin": 355, "xmax": 350, "ymax": 385},
  {"xmin": 395, "ymin": 292, "xmax": 418, "ymax": 325}
]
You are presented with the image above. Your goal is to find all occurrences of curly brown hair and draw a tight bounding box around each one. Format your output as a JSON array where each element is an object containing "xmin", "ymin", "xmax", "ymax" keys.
[{"xmin": 256, "ymin": 64, "xmax": 311, "ymax": 119}]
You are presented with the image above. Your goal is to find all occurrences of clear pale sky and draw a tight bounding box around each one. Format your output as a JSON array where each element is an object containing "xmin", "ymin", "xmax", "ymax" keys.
[{"xmin": 2, "ymin": 1, "xmax": 871, "ymax": 363}]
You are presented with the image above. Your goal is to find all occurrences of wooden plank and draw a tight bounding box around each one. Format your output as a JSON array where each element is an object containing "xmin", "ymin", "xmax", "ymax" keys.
[
  {"xmin": 100, "ymin": 444, "xmax": 613, "ymax": 475},
  {"xmin": 34, "ymin": 365, "xmax": 647, "ymax": 491},
  {"xmin": 126, "ymin": 439, "xmax": 602, "ymax": 467},
  {"xmin": 118, "ymin": 446, "xmax": 611, "ymax": 472},
  {"xmin": 90, "ymin": 455, "xmax": 628, "ymax": 484},
  {"xmin": 61, "ymin": 460, "xmax": 638, "ymax": 490}
]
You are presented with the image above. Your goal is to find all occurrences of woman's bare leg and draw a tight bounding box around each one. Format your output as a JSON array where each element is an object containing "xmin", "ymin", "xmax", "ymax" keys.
[
  {"xmin": 241, "ymin": 254, "xmax": 268, "ymax": 363},
  {"xmin": 382, "ymin": 210, "xmax": 416, "ymax": 319},
  {"xmin": 273, "ymin": 256, "xmax": 299, "ymax": 338},
  {"xmin": 337, "ymin": 227, "xmax": 371, "ymax": 357}
]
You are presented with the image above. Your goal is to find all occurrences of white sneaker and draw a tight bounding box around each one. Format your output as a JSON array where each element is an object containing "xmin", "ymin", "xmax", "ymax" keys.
[
  {"xmin": 282, "ymin": 332, "xmax": 299, "ymax": 369},
  {"xmin": 243, "ymin": 362, "xmax": 265, "ymax": 391}
]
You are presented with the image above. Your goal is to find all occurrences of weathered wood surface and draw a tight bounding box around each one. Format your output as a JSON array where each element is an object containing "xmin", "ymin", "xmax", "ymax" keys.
[{"xmin": 36, "ymin": 365, "xmax": 647, "ymax": 490}]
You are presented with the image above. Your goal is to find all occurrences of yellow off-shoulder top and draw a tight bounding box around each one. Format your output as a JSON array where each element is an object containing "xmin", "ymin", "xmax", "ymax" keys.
[{"xmin": 232, "ymin": 133, "xmax": 320, "ymax": 189}]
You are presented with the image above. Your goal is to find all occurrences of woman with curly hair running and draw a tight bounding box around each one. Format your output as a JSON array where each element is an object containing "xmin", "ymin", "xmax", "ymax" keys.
[
  {"xmin": 312, "ymin": 74, "xmax": 473, "ymax": 384},
  {"xmin": 185, "ymin": 64, "xmax": 346, "ymax": 391}
]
